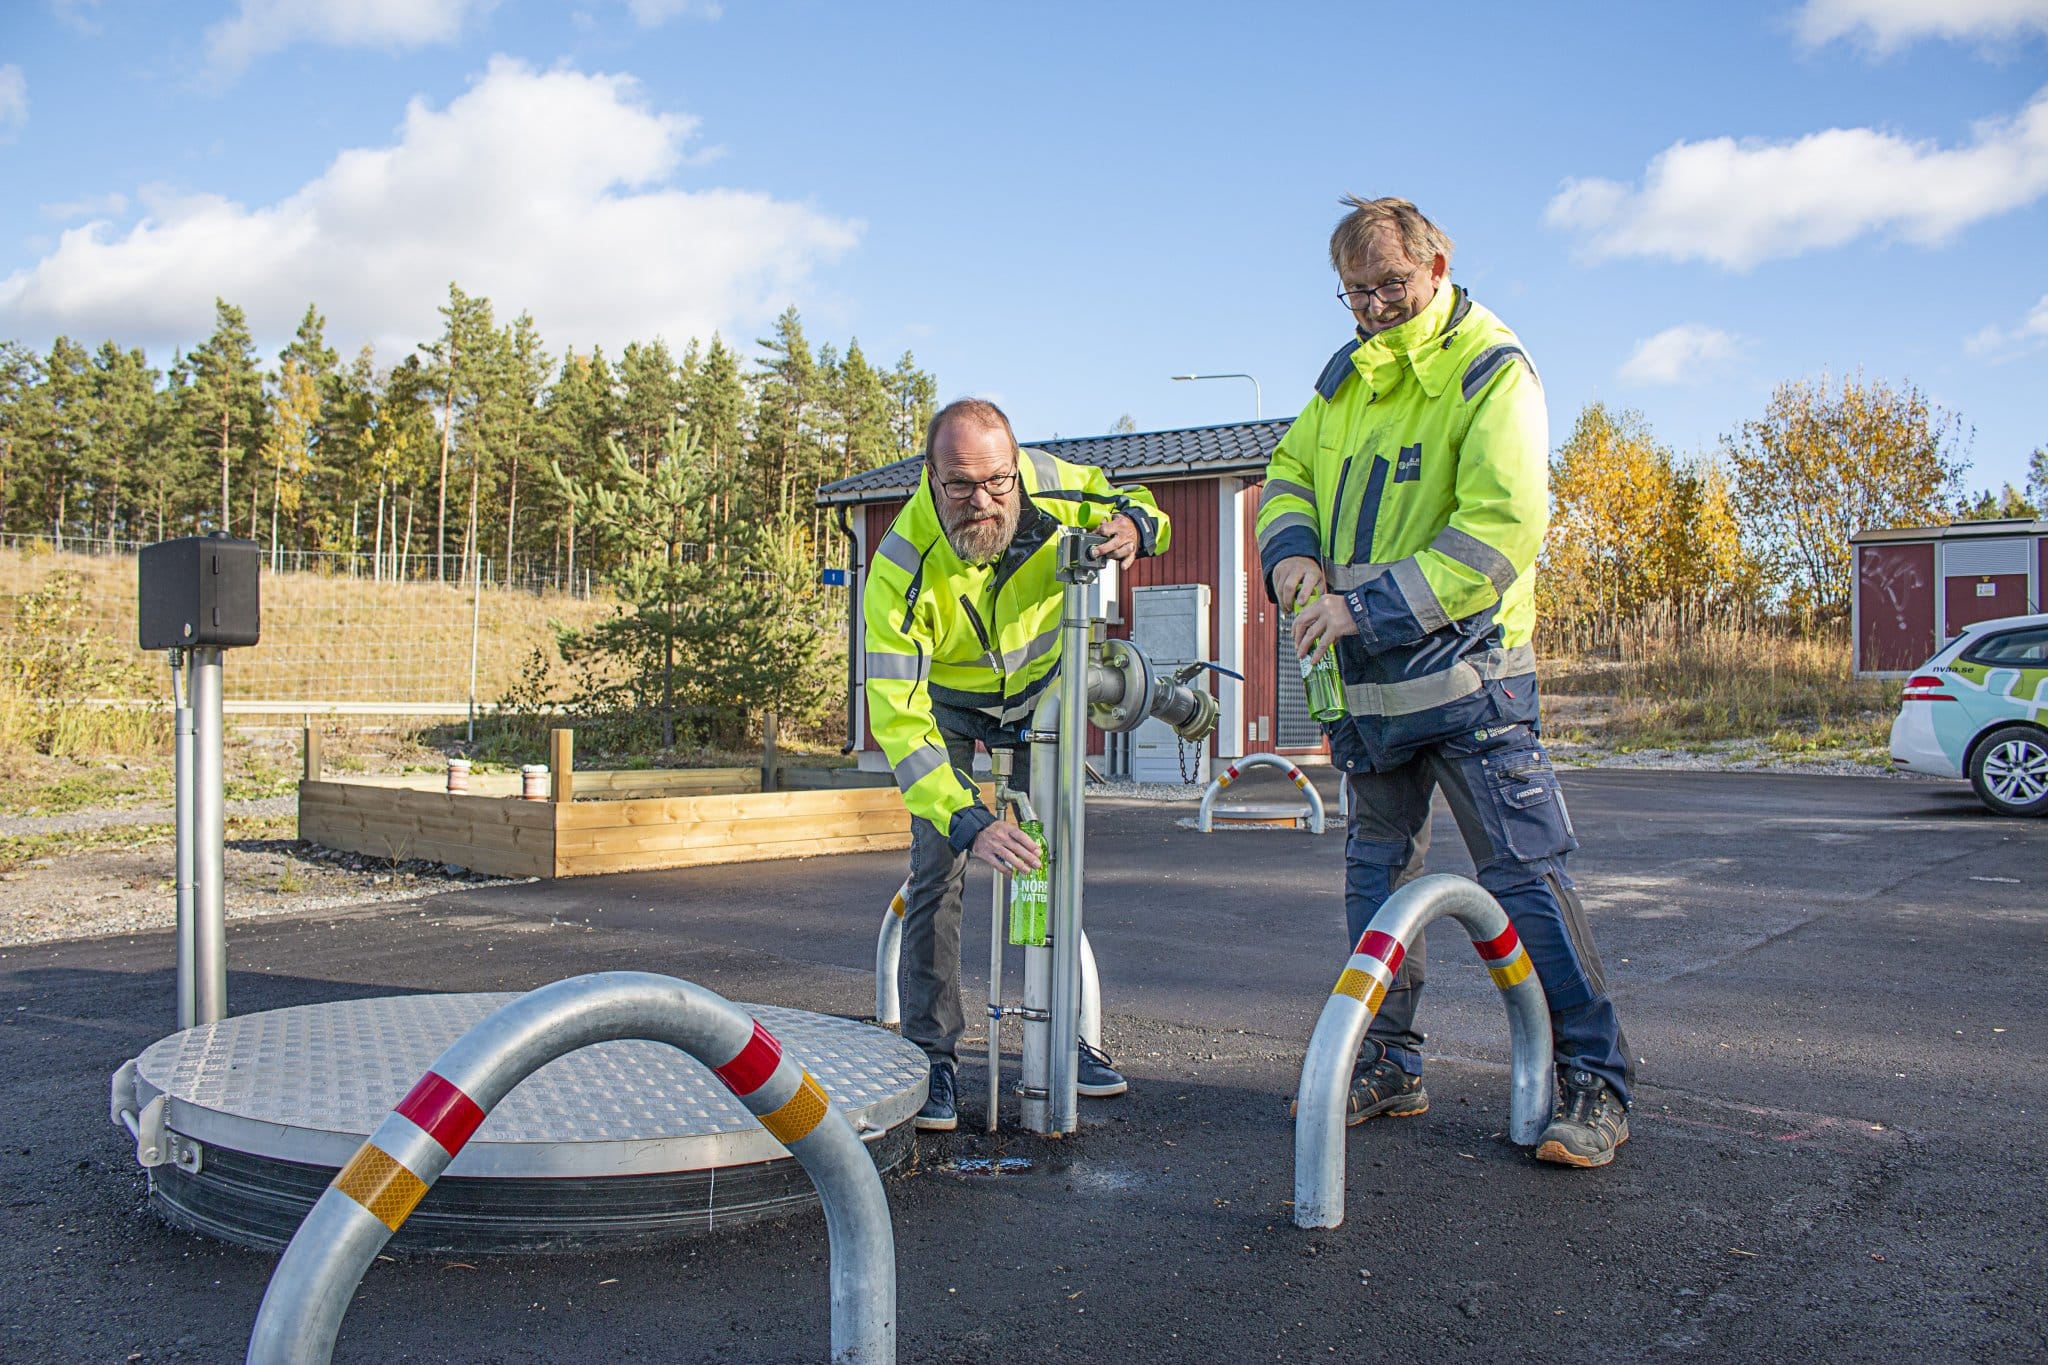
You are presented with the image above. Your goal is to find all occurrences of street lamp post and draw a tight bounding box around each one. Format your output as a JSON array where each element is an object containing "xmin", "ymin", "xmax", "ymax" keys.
[{"xmin": 1171, "ymin": 372, "xmax": 1262, "ymax": 420}]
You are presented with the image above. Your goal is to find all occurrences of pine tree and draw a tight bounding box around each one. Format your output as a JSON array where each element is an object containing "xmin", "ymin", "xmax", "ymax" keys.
[
  {"xmin": 30, "ymin": 337, "xmax": 94, "ymax": 546},
  {"xmin": 751, "ymin": 307, "xmax": 822, "ymax": 522},
  {"xmin": 0, "ymin": 342, "xmax": 42, "ymax": 533},
  {"xmin": 175, "ymin": 300, "xmax": 266, "ymax": 535},
  {"xmin": 617, "ymin": 339, "xmax": 685, "ymax": 474},
  {"xmin": 88, "ymin": 343, "xmax": 160, "ymax": 548},
  {"xmin": 887, "ymin": 350, "xmax": 938, "ymax": 464},
  {"xmin": 554, "ymin": 420, "xmax": 742, "ymax": 749},
  {"xmin": 418, "ymin": 284, "xmax": 499, "ymax": 580}
]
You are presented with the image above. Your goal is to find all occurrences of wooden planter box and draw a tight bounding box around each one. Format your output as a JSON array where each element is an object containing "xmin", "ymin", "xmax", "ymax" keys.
[{"xmin": 296, "ymin": 731, "xmax": 957, "ymax": 880}]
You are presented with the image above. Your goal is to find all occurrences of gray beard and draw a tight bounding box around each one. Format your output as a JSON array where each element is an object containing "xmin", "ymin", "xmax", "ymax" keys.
[{"xmin": 943, "ymin": 503, "xmax": 1019, "ymax": 564}]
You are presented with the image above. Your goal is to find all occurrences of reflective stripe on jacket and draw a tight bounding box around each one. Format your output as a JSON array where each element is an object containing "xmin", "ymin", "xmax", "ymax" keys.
[
  {"xmin": 864, "ymin": 448, "xmax": 1170, "ymax": 842},
  {"xmin": 1255, "ymin": 283, "xmax": 1547, "ymax": 719}
]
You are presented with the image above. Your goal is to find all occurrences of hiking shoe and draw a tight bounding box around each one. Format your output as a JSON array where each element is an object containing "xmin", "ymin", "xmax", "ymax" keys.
[
  {"xmin": 915, "ymin": 1060, "xmax": 958, "ymax": 1131},
  {"xmin": 1076, "ymin": 1041, "xmax": 1129, "ymax": 1097},
  {"xmin": 1345, "ymin": 1044, "xmax": 1428, "ymax": 1125},
  {"xmin": 1287, "ymin": 1042, "xmax": 1428, "ymax": 1124},
  {"xmin": 1535, "ymin": 1069, "xmax": 1629, "ymax": 1168}
]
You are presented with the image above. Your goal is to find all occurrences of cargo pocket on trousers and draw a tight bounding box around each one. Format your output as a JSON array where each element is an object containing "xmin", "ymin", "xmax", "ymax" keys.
[{"xmin": 1488, "ymin": 750, "xmax": 1579, "ymax": 863}]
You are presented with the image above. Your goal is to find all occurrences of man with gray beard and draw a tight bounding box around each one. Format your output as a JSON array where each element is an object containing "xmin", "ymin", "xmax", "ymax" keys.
[{"xmin": 863, "ymin": 398, "xmax": 1172, "ymax": 1130}]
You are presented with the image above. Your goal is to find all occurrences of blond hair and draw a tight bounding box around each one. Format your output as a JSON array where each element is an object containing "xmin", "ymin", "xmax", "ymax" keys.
[{"xmin": 1329, "ymin": 196, "xmax": 1454, "ymax": 275}]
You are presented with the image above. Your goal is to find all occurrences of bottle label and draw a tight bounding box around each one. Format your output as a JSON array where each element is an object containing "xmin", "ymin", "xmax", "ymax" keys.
[{"xmin": 1007, "ymin": 819, "xmax": 1051, "ymax": 947}]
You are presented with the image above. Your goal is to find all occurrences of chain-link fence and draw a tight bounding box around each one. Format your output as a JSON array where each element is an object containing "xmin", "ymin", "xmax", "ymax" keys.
[{"xmin": 0, "ymin": 538, "xmax": 610, "ymax": 715}]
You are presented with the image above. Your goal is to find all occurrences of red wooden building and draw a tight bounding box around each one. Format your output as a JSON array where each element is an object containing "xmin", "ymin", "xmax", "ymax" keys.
[
  {"xmin": 815, "ymin": 420, "xmax": 1330, "ymax": 776},
  {"xmin": 1852, "ymin": 518, "xmax": 2048, "ymax": 674}
]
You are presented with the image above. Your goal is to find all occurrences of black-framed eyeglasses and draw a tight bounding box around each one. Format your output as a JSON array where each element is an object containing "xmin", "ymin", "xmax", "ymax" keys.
[
  {"xmin": 929, "ymin": 465, "xmax": 1020, "ymax": 501},
  {"xmin": 1337, "ymin": 277, "xmax": 1411, "ymax": 310}
]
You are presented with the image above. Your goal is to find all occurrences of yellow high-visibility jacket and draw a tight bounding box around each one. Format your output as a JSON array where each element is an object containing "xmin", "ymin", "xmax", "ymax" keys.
[
  {"xmin": 864, "ymin": 449, "xmax": 1169, "ymax": 846},
  {"xmin": 1256, "ymin": 283, "xmax": 1547, "ymax": 725}
]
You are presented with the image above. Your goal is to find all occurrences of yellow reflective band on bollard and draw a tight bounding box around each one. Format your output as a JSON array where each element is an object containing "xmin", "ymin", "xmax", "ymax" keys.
[
  {"xmin": 759, "ymin": 1072, "xmax": 830, "ymax": 1144},
  {"xmin": 334, "ymin": 1144, "xmax": 429, "ymax": 1232},
  {"xmin": 1332, "ymin": 967, "xmax": 1371, "ymax": 1001},
  {"xmin": 1488, "ymin": 952, "xmax": 1533, "ymax": 990}
]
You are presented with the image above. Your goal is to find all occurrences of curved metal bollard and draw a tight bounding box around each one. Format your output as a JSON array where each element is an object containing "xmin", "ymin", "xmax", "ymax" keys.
[
  {"xmin": 1196, "ymin": 753, "xmax": 1326, "ymax": 834},
  {"xmin": 246, "ymin": 972, "xmax": 896, "ymax": 1365},
  {"xmin": 873, "ymin": 881, "xmax": 1101, "ymax": 1050},
  {"xmin": 1292, "ymin": 875, "xmax": 1553, "ymax": 1230},
  {"xmin": 874, "ymin": 879, "xmax": 910, "ymax": 1026}
]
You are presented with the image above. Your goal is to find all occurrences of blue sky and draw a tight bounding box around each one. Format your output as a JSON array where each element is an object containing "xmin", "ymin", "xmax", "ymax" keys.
[{"xmin": 2, "ymin": 0, "xmax": 2045, "ymax": 492}]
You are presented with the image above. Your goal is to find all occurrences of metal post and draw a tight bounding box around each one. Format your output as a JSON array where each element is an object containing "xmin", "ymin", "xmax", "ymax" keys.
[
  {"xmin": 984, "ymin": 749, "xmax": 1011, "ymax": 1134},
  {"xmin": 246, "ymin": 972, "xmax": 897, "ymax": 1365},
  {"xmin": 1019, "ymin": 686, "xmax": 1061, "ymax": 1133},
  {"xmin": 1292, "ymin": 874, "xmax": 1554, "ymax": 1230},
  {"xmin": 189, "ymin": 646, "xmax": 227, "ymax": 1025},
  {"xmin": 170, "ymin": 651, "xmax": 197, "ymax": 1030},
  {"xmin": 1046, "ymin": 562, "xmax": 1092, "ymax": 1135}
]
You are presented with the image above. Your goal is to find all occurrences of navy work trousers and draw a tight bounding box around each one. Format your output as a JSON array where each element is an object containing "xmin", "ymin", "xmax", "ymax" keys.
[{"xmin": 1344, "ymin": 721, "xmax": 1634, "ymax": 1104}]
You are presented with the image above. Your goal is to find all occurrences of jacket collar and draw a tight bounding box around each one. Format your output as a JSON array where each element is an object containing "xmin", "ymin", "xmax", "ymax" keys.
[{"xmin": 1351, "ymin": 284, "xmax": 1469, "ymax": 400}]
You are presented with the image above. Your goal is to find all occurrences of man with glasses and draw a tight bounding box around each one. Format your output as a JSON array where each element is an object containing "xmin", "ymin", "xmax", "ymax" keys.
[
  {"xmin": 1258, "ymin": 197, "xmax": 1635, "ymax": 1167},
  {"xmin": 865, "ymin": 397, "xmax": 1170, "ymax": 1130}
]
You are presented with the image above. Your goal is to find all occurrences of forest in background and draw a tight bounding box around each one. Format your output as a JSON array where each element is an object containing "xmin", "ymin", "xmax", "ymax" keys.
[{"xmin": 2, "ymin": 291, "xmax": 2044, "ymax": 754}]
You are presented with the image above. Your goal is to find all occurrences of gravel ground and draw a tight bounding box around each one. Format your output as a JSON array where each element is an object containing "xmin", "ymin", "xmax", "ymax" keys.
[
  {"xmin": 0, "ymin": 795, "xmax": 299, "ymax": 837},
  {"xmin": 0, "ymin": 838, "xmax": 525, "ymax": 949}
]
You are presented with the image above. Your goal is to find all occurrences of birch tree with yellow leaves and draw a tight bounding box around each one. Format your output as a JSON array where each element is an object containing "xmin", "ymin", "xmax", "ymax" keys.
[{"xmin": 1723, "ymin": 373, "xmax": 1967, "ymax": 622}]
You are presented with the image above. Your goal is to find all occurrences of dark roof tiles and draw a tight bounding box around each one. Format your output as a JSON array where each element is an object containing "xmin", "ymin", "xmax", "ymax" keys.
[{"xmin": 814, "ymin": 418, "xmax": 1292, "ymax": 505}]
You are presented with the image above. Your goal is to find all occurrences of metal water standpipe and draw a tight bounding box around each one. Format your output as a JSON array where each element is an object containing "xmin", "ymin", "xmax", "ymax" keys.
[{"xmin": 1017, "ymin": 528, "xmax": 1223, "ymax": 1136}]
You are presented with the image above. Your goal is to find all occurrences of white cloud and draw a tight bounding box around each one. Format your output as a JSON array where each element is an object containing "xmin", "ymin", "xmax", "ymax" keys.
[
  {"xmin": 1546, "ymin": 86, "xmax": 2048, "ymax": 269},
  {"xmin": 206, "ymin": 0, "xmax": 497, "ymax": 76},
  {"xmin": 1964, "ymin": 292, "xmax": 2048, "ymax": 357},
  {"xmin": 40, "ymin": 191, "xmax": 129, "ymax": 221},
  {"xmin": 1618, "ymin": 325, "xmax": 1746, "ymax": 386},
  {"xmin": 624, "ymin": 0, "xmax": 724, "ymax": 24},
  {"xmin": 1795, "ymin": 0, "xmax": 2048, "ymax": 53},
  {"xmin": 0, "ymin": 65, "xmax": 26, "ymax": 142},
  {"xmin": 0, "ymin": 58, "xmax": 861, "ymax": 365}
]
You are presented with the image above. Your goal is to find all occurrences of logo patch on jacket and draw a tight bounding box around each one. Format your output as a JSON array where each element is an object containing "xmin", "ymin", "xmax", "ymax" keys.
[{"xmin": 1394, "ymin": 443, "xmax": 1423, "ymax": 482}]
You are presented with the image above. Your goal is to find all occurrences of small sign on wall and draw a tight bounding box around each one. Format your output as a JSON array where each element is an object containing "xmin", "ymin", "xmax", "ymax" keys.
[{"xmin": 1977, "ymin": 581, "xmax": 1997, "ymax": 597}]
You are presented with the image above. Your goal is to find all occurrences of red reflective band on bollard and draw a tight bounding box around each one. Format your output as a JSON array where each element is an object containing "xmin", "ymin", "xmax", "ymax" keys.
[
  {"xmin": 394, "ymin": 1072, "xmax": 487, "ymax": 1156},
  {"xmin": 1356, "ymin": 930, "xmax": 1406, "ymax": 973},
  {"xmin": 713, "ymin": 1021, "xmax": 784, "ymax": 1096},
  {"xmin": 1473, "ymin": 924, "xmax": 1520, "ymax": 961}
]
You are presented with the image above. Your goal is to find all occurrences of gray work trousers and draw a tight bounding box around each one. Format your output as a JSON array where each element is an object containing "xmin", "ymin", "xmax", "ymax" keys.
[{"xmin": 902, "ymin": 732, "xmax": 1026, "ymax": 1066}]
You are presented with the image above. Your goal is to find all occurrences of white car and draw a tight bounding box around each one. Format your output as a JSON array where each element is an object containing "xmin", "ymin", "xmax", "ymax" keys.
[{"xmin": 1888, "ymin": 612, "xmax": 2048, "ymax": 816}]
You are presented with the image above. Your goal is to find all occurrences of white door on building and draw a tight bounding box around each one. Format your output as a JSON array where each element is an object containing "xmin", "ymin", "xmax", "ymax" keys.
[{"xmin": 1129, "ymin": 584, "xmax": 1212, "ymax": 785}]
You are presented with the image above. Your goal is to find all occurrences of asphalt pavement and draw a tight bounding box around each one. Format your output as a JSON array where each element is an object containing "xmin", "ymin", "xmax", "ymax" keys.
[{"xmin": 2, "ymin": 769, "xmax": 2043, "ymax": 1362}]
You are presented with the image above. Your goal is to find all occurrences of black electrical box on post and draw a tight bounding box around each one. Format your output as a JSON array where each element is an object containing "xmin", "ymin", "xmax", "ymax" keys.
[{"xmin": 137, "ymin": 534, "xmax": 262, "ymax": 650}]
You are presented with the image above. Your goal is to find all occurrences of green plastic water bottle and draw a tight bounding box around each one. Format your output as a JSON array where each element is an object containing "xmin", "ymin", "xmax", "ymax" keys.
[
  {"xmin": 1293, "ymin": 589, "xmax": 1348, "ymax": 723},
  {"xmin": 1007, "ymin": 819, "xmax": 1051, "ymax": 947}
]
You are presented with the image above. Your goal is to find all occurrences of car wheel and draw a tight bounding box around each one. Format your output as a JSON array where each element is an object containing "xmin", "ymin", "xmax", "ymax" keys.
[{"xmin": 1967, "ymin": 725, "xmax": 2048, "ymax": 817}]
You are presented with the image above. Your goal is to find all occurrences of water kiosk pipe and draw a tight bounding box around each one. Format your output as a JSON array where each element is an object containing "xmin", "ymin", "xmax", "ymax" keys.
[
  {"xmin": 1016, "ymin": 529, "xmax": 1221, "ymax": 1136},
  {"xmin": 246, "ymin": 972, "xmax": 896, "ymax": 1365},
  {"xmin": 1292, "ymin": 874, "xmax": 1554, "ymax": 1229}
]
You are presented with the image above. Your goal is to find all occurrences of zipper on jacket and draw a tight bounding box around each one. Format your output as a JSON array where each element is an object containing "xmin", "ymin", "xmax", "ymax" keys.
[
  {"xmin": 1327, "ymin": 455, "xmax": 1358, "ymax": 560},
  {"xmin": 958, "ymin": 592, "xmax": 995, "ymax": 669}
]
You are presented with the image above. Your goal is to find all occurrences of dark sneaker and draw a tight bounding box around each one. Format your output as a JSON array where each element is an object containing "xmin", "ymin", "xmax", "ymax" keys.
[
  {"xmin": 1076, "ymin": 1042, "xmax": 1128, "ymax": 1097},
  {"xmin": 1344, "ymin": 1044, "xmax": 1428, "ymax": 1126},
  {"xmin": 1535, "ymin": 1069, "xmax": 1629, "ymax": 1168},
  {"xmin": 915, "ymin": 1060, "xmax": 958, "ymax": 1131},
  {"xmin": 1288, "ymin": 1042, "xmax": 1427, "ymax": 1125}
]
